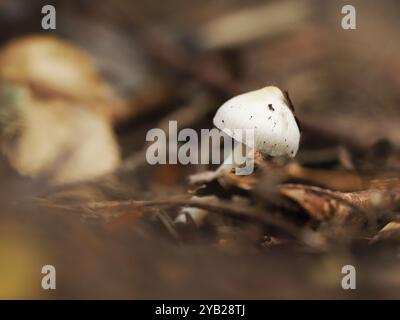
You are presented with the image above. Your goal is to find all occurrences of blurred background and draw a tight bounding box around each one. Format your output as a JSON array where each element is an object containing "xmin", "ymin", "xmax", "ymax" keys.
[{"xmin": 0, "ymin": 0, "xmax": 400, "ymax": 299}]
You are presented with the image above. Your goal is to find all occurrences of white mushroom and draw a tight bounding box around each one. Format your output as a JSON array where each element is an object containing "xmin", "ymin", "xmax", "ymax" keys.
[
  {"xmin": 213, "ymin": 85, "xmax": 301, "ymax": 172},
  {"xmin": 176, "ymin": 86, "xmax": 301, "ymax": 226}
]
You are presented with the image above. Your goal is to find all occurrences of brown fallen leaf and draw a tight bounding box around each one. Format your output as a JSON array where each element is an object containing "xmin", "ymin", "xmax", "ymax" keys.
[
  {"xmin": 280, "ymin": 180, "xmax": 400, "ymax": 222},
  {"xmin": 280, "ymin": 184, "xmax": 355, "ymax": 221}
]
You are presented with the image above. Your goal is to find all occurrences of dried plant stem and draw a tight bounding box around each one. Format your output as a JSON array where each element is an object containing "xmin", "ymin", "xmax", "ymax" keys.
[{"xmin": 38, "ymin": 194, "xmax": 311, "ymax": 242}]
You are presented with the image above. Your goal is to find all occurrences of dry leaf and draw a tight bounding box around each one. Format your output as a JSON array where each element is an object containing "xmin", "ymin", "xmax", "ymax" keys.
[
  {"xmin": 280, "ymin": 184, "xmax": 355, "ymax": 221},
  {"xmin": 280, "ymin": 181, "xmax": 400, "ymax": 222},
  {"xmin": 370, "ymin": 222, "xmax": 400, "ymax": 245}
]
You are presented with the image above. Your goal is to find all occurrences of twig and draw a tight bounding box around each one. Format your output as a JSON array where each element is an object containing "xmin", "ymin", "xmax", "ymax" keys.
[{"xmin": 39, "ymin": 193, "xmax": 309, "ymax": 241}]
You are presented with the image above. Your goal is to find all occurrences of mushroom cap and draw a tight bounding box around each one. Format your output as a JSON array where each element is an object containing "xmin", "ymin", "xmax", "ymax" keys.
[{"xmin": 213, "ymin": 86, "xmax": 300, "ymax": 158}]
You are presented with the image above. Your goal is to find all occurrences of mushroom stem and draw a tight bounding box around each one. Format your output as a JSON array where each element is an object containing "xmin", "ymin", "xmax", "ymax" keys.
[
  {"xmin": 217, "ymin": 142, "xmax": 255, "ymax": 175},
  {"xmin": 216, "ymin": 141, "xmax": 242, "ymax": 172}
]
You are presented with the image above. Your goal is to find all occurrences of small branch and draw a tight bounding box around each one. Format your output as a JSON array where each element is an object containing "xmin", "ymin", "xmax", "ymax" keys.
[{"xmin": 39, "ymin": 194, "xmax": 312, "ymax": 243}]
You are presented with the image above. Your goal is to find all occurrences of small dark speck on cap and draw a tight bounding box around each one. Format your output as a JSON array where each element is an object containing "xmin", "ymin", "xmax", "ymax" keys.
[
  {"xmin": 268, "ymin": 104, "xmax": 275, "ymax": 111},
  {"xmin": 249, "ymin": 116, "xmax": 253, "ymax": 120},
  {"xmin": 222, "ymin": 120, "xmax": 224, "ymax": 123},
  {"xmin": 268, "ymin": 116, "xmax": 272, "ymax": 120}
]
